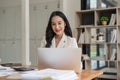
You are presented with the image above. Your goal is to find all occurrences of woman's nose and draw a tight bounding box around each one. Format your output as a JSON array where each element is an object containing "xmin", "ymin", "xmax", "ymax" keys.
[{"xmin": 55, "ymin": 24, "xmax": 59, "ymax": 29}]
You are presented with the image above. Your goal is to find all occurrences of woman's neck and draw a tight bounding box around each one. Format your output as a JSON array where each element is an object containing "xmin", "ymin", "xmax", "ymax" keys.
[
  {"xmin": 55, "ymin": 34, "xmax": 63, "ymax": 47},
  {"xmin": 55, "ymin": 34, "xmax": 62, "ymax": 40}
]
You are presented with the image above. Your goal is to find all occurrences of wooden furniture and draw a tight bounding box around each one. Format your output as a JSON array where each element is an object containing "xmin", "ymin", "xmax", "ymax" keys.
[
  {"xmin": 0, "ymin": 69, "xmax": 103, "ymax": 80},
  {"xmin": 81, "ymin": 70, "xmax": 103, "ymax": 80},
  {"xmin": 76, "ymin": 7, "xmax": 120, "ymax": 80}
]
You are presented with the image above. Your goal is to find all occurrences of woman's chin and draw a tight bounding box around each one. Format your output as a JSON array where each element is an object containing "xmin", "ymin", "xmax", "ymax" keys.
[{"xmin": 55, "ymin": 33, "xmax": 63, "ymax": 36}]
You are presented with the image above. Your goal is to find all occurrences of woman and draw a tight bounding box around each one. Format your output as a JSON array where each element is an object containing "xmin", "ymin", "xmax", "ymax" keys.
[
  {"xmin": 40, "ymin": 11, "xmax": 82, "ymax": 70},
  {"xmin": 40, "ymin": 11, "xmax": 78, "ymax": 48}
]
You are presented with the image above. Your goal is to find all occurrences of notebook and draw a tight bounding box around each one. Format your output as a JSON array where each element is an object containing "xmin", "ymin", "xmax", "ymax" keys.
[{"xmin": 37, "ymin": 48, "xmax": 82, "ymax": 73}]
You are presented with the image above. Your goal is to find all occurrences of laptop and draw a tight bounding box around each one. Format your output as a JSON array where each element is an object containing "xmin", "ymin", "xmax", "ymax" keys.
[{"xmin": 37, "ymin": 48, "xmax": 82, "ymax": 73}]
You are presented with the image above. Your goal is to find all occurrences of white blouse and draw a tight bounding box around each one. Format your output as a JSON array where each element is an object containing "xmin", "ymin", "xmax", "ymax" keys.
[{"xmin": 40, "ymin": 33, "xmax": 78, "ymax": 48}]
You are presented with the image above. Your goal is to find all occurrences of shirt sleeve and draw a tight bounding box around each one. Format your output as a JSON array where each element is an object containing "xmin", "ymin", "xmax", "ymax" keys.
[
  {"xmin": 40, "ymin": 36, "xmax": 46, "ymax": 48},
  {"xmin": 67, "ymin": 37, "xmax": 78, "ymax": 48}
]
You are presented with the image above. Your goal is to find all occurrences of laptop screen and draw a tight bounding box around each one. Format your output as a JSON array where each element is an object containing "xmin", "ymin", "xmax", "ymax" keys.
[{"xmin": 37, "ymin": 48, "xmax": 82, "ymax": 73}]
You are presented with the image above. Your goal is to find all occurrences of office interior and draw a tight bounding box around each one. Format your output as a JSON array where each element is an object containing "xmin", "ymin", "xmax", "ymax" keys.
[
  {"xmin": 0, "ymin": 0, "xmax": 120, "ymax": 80},
  {"xmin": 0, "ymin": 0, "xmax": 80, "ymax": 66}
]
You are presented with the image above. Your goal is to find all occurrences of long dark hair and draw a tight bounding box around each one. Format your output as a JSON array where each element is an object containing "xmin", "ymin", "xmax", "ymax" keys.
[{"xmin": 45, "ymin": 11, "xmax": 73, "ymax": 47}]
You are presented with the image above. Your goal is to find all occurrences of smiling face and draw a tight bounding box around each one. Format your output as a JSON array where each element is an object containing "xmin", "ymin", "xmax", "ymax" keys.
[{"xmin": 51, "ymin": 16, "xmax": 66, "ymax": 37}]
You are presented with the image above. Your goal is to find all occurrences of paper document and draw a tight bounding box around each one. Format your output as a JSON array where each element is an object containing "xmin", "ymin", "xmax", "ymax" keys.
[
  {"xmin": 21, "ymin": 68, "xmax": 79, "ymax": 80},
  {"xmin": 0, "ymin": 65, "xmax": 17, "ymax": 77}
]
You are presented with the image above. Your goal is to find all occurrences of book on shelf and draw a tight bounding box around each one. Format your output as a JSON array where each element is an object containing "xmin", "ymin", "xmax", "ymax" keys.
[
  {"xmin": 106, "ymin": 28, "xmax": 112, "ymax": 42},
  {"xmin": 78, "ymin": 32, "xmax": 85, "ymax": 43},
  {"xmin": 110, "ymin": 48, "xmax": 117, "ymax": 60},
  {"xmin": 91, "ymin": 60, "xmax": 98, "ymax": 69},
  {"xmin": 90, "ymin": 44, "xmax": 97, "ymax": 58},
  {"xmin": 110, "ymin": 30, "xmax": 113, "ymax": 42},
  {"xmin": 82, "ymin": 44, "xmax": 90, "ymax": 55},
  {"xmin": 110, "ymin": 29, "xmax": 117, "ymax": 43},
  {"xmin": 99, "ymin": 61, "xmax": 106, "ymax": 68},
  {"xmin": 109, "ymin": 14, "xmax": 116, "ymax": 25},
  {"xmin": 99, "ymin": 46, "xmax": 105, "ymax": 56},
  {"xmin": 91, "ymin": 28, "xmax": 97, "ymax": 43}
]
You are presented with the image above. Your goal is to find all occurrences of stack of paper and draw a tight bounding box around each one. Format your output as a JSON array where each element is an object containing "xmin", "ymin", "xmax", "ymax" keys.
[
  {"xmin": 21, "ymin": 68, "xmax": 79, "ymax": 80},
  {"xmin": 0, "ymin": 65, "xmax": 17, "ymax": 77}
]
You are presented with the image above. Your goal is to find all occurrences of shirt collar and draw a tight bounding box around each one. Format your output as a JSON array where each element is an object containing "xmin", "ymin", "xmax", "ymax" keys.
[{"xmin": 51, "ymin": 33, "xmax": 67, "ymax": 48}]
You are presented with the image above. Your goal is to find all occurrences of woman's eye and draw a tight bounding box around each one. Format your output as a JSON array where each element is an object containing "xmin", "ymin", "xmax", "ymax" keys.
[
  {"xmin": 58, "ymin": 22, "xmax": 61, "ymax": 25},
  {"xmin": 52, "ymin": 23, "xmax": 55, "ymax": 26}
]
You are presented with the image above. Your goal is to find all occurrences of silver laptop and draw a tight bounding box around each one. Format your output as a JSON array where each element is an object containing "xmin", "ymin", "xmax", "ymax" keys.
[{"xmin": 37, "ymin": 48, "xmax": 82, "ymax": 73}]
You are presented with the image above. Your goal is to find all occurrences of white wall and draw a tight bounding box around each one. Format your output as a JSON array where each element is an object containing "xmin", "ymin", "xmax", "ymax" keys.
[
  {"xmin": 0, "ymin": 0, "xmax": 60, "ymax": 65},
  {"xmin": 60, "ymin": 0, "xmax": 80, "ymax": 36},
  {"xmin": 0, "ymin": 0, "xmax": 21, "ymax": 7},
  {"xmin": 0, "ymin": 6, "xmax": 22, "ymax": 63},
  {"xmin": 29, "ymin": 0, "xmax": 60, "ymax": 65}
]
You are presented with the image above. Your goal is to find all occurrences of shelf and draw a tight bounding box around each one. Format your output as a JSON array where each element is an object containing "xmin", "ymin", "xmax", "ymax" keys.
[
  {"xmin": 76, "ymin": 7, "xmax": 120, "ymax": 79},
  {"xmin": 98, "ymin": 67, "xmax": 117, "ymax": 79},
  {"xmin": 90, "ymin": 56, "xmax": 106, "ymax": 61},
  {"xmin": 96, "ymin": 7, "xmax": 118, "ymax": 11},
  {"xmin": 101, "ymin": 67, "xmax": 117, "ymax": 73},
  {"xmin": 77, "ymin": 25, "xmax": 95, "ymax": 28},
  {"xmin": 95, "ymin": 40, "xmax": 105, "ymax": 44},
  {"xmin": 78, "ymin": 43, "xmax": 105, "ymax": 45},
  {"xmin": 78, "ymin": 41, "xmax": 117, "ymax": 44},
  {"xmin": 77, "ymin": 25, "xmax": 117, "ymax": 28},
  {"xmin": 98, "ymin": 74, "xmax": 117, "ymax": 79},
  {"xmin": 96, "ymin": 25, "xmax": 117, "ymax": 27},
  {"xmin": 77, "ymin": 10, "xmax": 94, "ymax": 13}
]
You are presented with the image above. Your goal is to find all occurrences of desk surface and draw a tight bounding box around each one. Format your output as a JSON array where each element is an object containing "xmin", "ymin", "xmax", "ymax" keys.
[
  {"xmin": 0, "ymin": 69, "xmax": 103, "ymax": 80},
  {"xmin": 81, "ymin": 70, "xmax": 103, "ymax": 80}
]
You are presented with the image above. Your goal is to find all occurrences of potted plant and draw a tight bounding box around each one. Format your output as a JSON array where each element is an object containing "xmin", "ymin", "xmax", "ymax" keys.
[{"xmin": 100, "ymin": 16, "xmax": 109, "ymax": 25}]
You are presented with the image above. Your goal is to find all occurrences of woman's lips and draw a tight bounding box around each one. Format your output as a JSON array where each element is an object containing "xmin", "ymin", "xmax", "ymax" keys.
[{"xmin": 56, "ymin": 29, "xmax": 61, "ymax": 32}]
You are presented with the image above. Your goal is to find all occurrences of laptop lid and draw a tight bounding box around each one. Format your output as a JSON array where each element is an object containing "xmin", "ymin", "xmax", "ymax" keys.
[{"xmin": 37, "ymin": 48, "xmax": 81, "ymax": 73}]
